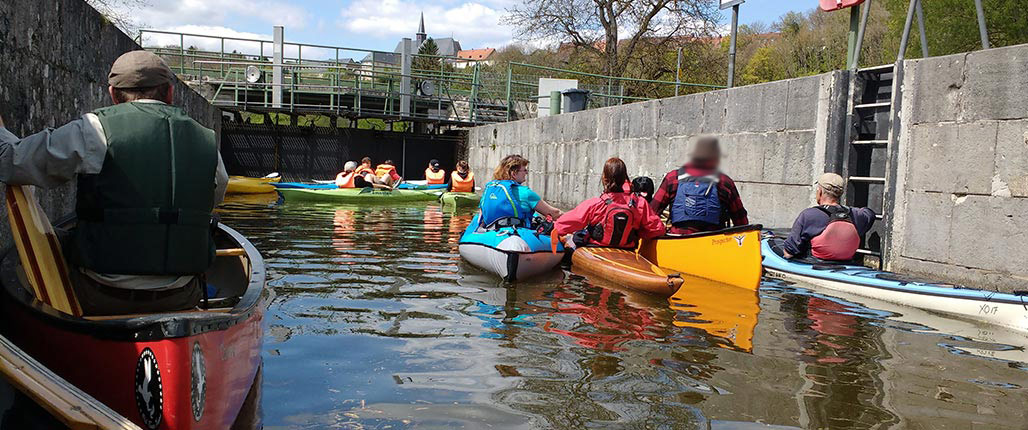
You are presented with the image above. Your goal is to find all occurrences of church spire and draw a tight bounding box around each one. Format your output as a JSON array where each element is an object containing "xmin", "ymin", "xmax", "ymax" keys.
[{"xmin": 416, "ymin": 12, "xmax": 427, "ymax": 46}]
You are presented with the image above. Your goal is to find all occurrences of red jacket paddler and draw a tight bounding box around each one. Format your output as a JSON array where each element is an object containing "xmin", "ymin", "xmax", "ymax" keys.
[{"xmin": 555, "ymin": 192, "xmax": 666, "ymax": 249}]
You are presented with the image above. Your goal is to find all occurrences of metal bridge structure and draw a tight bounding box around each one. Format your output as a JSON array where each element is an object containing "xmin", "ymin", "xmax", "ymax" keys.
[{"xmin": 137, "ymin": 27, "xmax": 724, "ymax": 129}]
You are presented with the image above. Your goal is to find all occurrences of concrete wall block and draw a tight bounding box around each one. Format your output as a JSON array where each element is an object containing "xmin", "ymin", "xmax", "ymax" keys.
[
  {"xmin": 719, "ymin": 134, "xmax": 767, "ymax": 183},
  {"xmin": 897, "ymin": 191, "xmax": 953, "ymax": 263},
  {"xmin": 762, "ymin": 131, "xmax": 817, "ymax": 186},
  {"xmin": 947, "ymin": 194, "xmax": 1028, "ymax": 274},
  {"xmin": 568, "ymin": 109, "xmax": 598, "ymax": 141},
  {"xmin": 905, "ymin": 53, "xmax": 964, "ymax": 124},
  {"xmin": 995, "ymin": 120, "xmax": 1028, "ymax": 197},
  {"xmin": 906, "ymin": 122, "xmax": 996, "ymax": 194},
  {"xmin": 701, "ymin": 90, "xmax": 727, "ymax": 134},
  {"xmin": 784, "ymin": 75, "xmax": 821, "ymax": 131},
  {"xmin": 736, "ymin": 182, "xmax": 810, "ymax": 229},
  {"xmin": 656, "ymin": 94, "xmax": 704, "ymax": 138},
  {"xmin": 725, "ymin": 81, "xmax": 788, "ymax": 133},
  {"xmin": 612, "ymin": 101, "xmax": 656, "ymax": 139},
  {"xmin": 960, "ymin": 45, "xmax": 1028, "ymax": 122}
]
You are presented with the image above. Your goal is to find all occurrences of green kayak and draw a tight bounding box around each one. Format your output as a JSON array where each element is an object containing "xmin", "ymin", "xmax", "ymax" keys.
[
  {"xmin": 278, "ymin": 187, "xmax": 441, "ymax": 203},
  {"xmin": 440, "ymin": 192, "xmax": 481, "ymax": 208}
]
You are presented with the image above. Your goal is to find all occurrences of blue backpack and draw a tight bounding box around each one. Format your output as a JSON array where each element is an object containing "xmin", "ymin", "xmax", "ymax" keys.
[
  {"xmin": 479, "ymin": 180, "xmax": 529, "ymax": 228},
  {"xmin": 670, "ymin": 170, "xmax": 722, "ymax": 226}
]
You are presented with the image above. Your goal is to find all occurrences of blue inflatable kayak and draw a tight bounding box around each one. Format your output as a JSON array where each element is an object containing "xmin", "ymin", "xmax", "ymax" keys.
[
  {"xmin": 458, "ymin": 214, "xmax": 564, "ymax": 282},
  {"xmin": 761, "ymin": 237, "xmax": 1028, "ymax": 332},
  {"xmin": 396, "ymin": 183, "xmax": 447, "ymax": 190}
]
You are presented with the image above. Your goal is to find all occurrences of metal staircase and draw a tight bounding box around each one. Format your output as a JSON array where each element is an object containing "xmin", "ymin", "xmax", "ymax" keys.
[{"xmin": 841, "ymin": 62, "xmax": 903, "ymax": 264}]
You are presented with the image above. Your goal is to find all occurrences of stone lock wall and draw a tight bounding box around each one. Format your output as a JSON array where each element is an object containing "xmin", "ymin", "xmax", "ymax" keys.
[
  {"xmin": 0, "ymin": 0, "xmax": 220, "ymax": 249},
  {"xmin": 889, "ymin": 45, "xmax": 1028, "ymax": 291},
  {"xmin": 468, "ymin": 44, "xmax": 1028, "ymax": 292}
]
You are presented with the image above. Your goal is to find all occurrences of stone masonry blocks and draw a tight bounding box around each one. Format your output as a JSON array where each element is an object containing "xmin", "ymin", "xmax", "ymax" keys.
[
  {"xmin": 724, "ymin": 80, "xmax": 789, "ymax": 133},
  {"xmin": 906, "ymin": 53, "xmax": 965, "ymax": 125},
  {"xmin": 995, "ymin": 120, "xmax": 1028, "ymax": 197},
  {"xmin": 784, "ymin": 75, "xmax": 821, "ymax": 131},
  {"xmin": 906, "ymin": 121, "xmax": 997, "ymax": 195},
  {"xmin": 948, "ymin": 194, "xmax": 1028, "ymax": 273},
  {"xmin": 898, "ymin": 191, "xmax": 953, "ymax": 263},
  {"xmin": 961, "ymin": 45, "xmax": 1028, "ymax": 122}
]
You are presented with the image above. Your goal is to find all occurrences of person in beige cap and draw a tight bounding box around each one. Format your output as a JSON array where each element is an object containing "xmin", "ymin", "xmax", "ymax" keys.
[
  {"xmin": 0, "ymin": 50, "xmax": 228, "ymax": 315},
  {"xmin": 650, "ymin": 136, "xmax": 749, "ymax": 234},
  {"xmin": 781, "ymin": 173, "xmax": 876, "ymax": 261}
]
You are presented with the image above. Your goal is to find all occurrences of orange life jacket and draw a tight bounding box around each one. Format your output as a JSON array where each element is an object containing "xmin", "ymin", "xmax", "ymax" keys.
[
  {"xmin": 425, "ymin": 168, "xmax": 446, "ymax": 185},
  {"xmin": 451, "ymin": 171, "xmax": 474, "ymax": 192},
  {"xmin": 355, "ymin": 165, "xmax": 374, "ymax": 176},
  {"xmin": 335, "ymin": 171, "xmax": 356, "ymax": 188},
  {"xmin": 375, "ymin": 164, "xmax": 397, "ymax": 178}
]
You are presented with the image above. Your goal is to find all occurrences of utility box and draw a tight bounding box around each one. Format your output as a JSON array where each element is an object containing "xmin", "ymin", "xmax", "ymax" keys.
[{"xmin": 561, "ymin": 88, "xmax": 590, "ymax": 113}]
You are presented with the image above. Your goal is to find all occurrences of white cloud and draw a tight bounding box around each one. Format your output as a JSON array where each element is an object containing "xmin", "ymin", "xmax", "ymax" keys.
[
  {"xmin": 338, "ymin": 0, "xmax": 518, "ymax": 49},
  {"xmin": 141, "ymin": 25, "xmax": 338, "ymax": 60},
  {"xmin": 117, "ymin": 0, "xmax": 309, "ymax": 31}
]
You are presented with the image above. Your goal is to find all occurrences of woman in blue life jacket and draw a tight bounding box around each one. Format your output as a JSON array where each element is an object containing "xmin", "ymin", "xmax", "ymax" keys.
[{"xmin": 478, "ymin": 154, "xmax": 562, "ymax": 229}]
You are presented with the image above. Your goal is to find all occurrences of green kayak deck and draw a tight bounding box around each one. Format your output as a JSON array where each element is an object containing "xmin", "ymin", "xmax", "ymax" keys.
[
  {"xmin": 440, "ymin": 192, "xmax": 481, "ymax": 208},
  {"xmin": 278, "ymin": 187, "xmax": 441, "ymax": 203}
]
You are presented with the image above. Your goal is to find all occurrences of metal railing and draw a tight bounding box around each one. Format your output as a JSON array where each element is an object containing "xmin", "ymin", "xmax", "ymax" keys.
[{"xmin": 137, "ymin": 29, "xmax": 725, "ymax": 125}]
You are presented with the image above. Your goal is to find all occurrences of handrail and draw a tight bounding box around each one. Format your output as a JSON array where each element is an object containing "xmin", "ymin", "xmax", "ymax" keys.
[{"xmin": 510, "ymin": 62, "xmax": 726, "ymax": 89}]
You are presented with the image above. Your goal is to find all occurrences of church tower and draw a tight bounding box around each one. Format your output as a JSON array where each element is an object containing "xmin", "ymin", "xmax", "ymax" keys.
[{"xmin": 416, "ymin": 12, "xmax": 427, "ymax": 46}]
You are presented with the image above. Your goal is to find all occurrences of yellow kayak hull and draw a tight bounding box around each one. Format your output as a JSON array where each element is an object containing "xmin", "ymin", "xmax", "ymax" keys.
[
  {"xmin": 227, "ymin": 176, "xmax": 281, "ymax": 194},
  {"xmin": 638, "ymin": 225, "xmax": 763, "ymax": 290}
]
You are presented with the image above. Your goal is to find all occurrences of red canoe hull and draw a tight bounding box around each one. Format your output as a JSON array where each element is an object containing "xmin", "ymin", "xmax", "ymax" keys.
[{"xmin": 0, "ymin": 299, "xmax": 264, "ymax": 430}]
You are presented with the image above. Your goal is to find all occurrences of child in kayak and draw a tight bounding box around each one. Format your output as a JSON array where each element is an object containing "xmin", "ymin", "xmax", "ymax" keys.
[
  {"xmin": 448, "ymin": 160, "xmax": 475, "ymax": 193},
  {"xmin": 554, "ymin": 158, "xmax": 666, "ymax": 249}
]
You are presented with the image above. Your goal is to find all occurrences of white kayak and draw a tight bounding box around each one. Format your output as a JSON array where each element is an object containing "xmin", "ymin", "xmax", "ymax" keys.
[{"xmin": 458, "ymin": 214, "xmax": 564, "ymax": 282}]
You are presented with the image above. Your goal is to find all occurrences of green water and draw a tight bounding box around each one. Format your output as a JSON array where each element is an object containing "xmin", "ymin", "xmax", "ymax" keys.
[{"xmin": 217, "ymin": 198, "xmax": 1027, "ymax": 430}]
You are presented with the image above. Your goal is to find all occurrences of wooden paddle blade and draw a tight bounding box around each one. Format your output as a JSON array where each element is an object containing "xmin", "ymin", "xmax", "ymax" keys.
[{"xmin": 5, "ymin": 186, "xmax": 81, "ymax": 316}]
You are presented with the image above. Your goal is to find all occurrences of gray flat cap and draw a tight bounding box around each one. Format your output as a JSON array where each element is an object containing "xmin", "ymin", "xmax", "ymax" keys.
[{"xmin": 108, "ymin": 50, "xmax": 174, "ymax": 89}]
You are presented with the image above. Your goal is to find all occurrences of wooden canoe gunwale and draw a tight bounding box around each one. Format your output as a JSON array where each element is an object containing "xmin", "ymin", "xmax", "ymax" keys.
[{"xmin": 0, "ymin": 222, "xmax": 266, "ymax": 342}]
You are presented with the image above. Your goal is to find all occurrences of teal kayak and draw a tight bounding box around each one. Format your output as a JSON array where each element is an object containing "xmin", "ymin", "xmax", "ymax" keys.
[
  {"xmin": 440, "ymin": 192, "xmax": 480, "ymax": 208},
  {"xmin": 278, "ymin": 187, "xmax": 441, "ymax": 203}
]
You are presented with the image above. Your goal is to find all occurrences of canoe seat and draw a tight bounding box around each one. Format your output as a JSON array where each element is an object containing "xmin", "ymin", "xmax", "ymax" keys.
[{"xmin": 216, "ymin": 248, "xmax": 246, "ymax": 257}]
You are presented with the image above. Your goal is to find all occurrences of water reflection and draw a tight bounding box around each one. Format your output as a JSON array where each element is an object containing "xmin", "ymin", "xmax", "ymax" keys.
[{"xmin": 211, "ymin": 202, "xmax": 1028, "ymax": 430}]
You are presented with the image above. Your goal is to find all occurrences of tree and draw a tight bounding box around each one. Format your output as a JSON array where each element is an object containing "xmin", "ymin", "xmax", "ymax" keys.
[
  {"xmin": 883, "ymin": 0, "xmax": 1028, "ymax": 58},
  {"xmin": 741, "ymin": 45, "xmax": 785, "ymax": 84},
  {"xmin": 413, "ymin": 38, "xmax": 443, "ymax": 74},
  {"xmin": 505, "ymin": 0, "xmax": 720, "ymax": 78},
  {"xmin": 85, "ymin": 0, "xmax": 148, "ymax": 33}
]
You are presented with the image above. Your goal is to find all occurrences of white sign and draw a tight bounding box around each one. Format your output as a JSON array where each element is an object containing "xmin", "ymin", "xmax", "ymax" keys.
[
  {"xmin": 537, "ymin": 78, "xmax": 579, "ymax": 117},
  {"xmin": 720, "ymin": 0, "xmax": 744, "ymax": 10}
]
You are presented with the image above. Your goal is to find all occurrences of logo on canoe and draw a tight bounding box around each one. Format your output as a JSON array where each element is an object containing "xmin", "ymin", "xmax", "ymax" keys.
[
  {"xmin": 134, "ymin": 348, "xmax": 163, "ymax": 430},
  {"xmin": 191, "ymin": 341, "xmax": 207, "ymax": 422},
  {"xmin": 733, "ymin": 235, "xmax": 746, "ymax": 246}
]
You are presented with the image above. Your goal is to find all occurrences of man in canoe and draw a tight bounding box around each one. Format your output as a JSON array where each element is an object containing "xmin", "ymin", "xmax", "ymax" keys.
[
  {"xmin": 782, "ymin": 173, "xmax": 876, "ymax": 261},
  {"xmin": 554, "ymin": 158, "xmax": 665, "ymax": 249},
  {"xmin": 0, "ymin": 50, "xmax": 228, "ymax": 315},
  {"xmin": 447, "ymin": 160, "xmax": 475, "ymax": 193},
  {"xmin": 479, "ymin": 154, "xmax": 562, "ymax": 228},
  {"xmin": 651, "ymin": 136, "xmax": 749, "ymax": 234},
  {"xmin": 425, "ymin": 159, "xmax": 446, "ymax": 185}
]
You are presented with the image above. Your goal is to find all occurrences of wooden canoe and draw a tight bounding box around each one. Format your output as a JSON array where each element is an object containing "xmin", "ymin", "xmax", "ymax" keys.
[{"xmin": 570, "ymin": 247, "xmax": 684, "ymax": 296}]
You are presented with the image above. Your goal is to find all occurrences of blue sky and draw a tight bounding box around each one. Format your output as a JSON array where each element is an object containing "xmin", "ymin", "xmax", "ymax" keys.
[{"xmin": 129, "ymin": 0, "xmax": 812, "ymax": 58}]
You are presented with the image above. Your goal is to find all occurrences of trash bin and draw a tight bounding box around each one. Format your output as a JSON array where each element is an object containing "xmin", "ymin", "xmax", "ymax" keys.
[{"xmin": 561, "ymin": 88, "xmax": 591, "ymax": 113}]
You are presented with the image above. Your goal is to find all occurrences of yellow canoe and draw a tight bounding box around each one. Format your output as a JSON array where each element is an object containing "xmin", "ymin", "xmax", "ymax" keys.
[
  {"xmin": 227, "ymin": 175, "xmax": 281, "ymax": 194},
  {"xmin": 638, "ymin": 225, "xmax": 763, "ymax": 290}
]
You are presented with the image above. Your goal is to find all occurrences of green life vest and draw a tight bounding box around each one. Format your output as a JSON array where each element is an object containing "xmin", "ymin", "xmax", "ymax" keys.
[{"xmin": 71, "ymin": 102, "xmax": 217, "ymax": 275}]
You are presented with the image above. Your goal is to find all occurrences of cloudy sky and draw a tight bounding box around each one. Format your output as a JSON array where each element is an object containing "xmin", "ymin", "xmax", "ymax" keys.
[{"xmin": 124, "ymin": 0, "xmax": 811, "ymax": 58}]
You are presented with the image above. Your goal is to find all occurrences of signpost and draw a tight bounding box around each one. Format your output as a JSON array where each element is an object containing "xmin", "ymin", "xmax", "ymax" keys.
[{"xmin": 721, "ymin": 0, "xmax": 744, "ymax": 88}]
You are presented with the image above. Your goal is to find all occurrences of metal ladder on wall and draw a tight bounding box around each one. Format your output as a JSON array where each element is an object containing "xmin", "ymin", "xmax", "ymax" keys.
[{"xmin": 842, "ymin": 62, "xmax": 902, "ymax": 265}]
